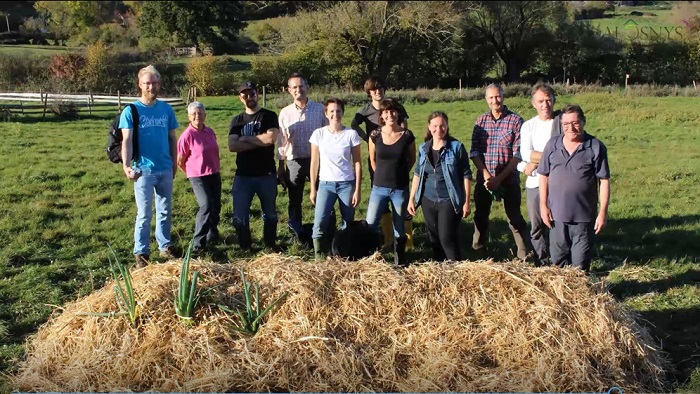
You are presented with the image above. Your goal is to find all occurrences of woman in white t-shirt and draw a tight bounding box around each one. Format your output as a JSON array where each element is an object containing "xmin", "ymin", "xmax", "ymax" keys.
[{"xmin": 309, "ymin": 98, "xmax": 362, "ymax": 260}]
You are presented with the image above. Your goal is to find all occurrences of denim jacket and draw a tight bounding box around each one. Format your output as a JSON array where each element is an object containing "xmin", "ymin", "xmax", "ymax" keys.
[{"xmin": 414, "ymin": 137, "xmax": 473, "ymax": 213}]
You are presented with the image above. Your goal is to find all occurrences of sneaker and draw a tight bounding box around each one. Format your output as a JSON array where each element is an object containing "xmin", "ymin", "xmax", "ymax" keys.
[
  {"xmin": 134, "ymin": 254, "xmax": 150, "ymax": 268},
  {"xmin": 159, "ymin": 246, "xmax": 177, "ymax": 259}
]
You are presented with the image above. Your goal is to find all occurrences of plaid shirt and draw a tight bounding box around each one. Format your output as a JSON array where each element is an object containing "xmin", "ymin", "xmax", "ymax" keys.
[
  {"xmin": 277, "ymin": 99, "xmax": 328, "ymax": 160},
  {"xmin": 469, "ymin": 105, "xmax": 524, "ymax": 184}
]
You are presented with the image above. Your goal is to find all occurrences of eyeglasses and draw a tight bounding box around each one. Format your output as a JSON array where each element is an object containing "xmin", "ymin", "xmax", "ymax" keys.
[
  {"xmin": 288, "ymin": 85, "xmax": 304, "ymax": 90},
  {"xmin": 240, "ymin": 91, "xmax": 257, "ymax": 98},
  {"xmin": 562, "ymin": 121, "xmax": 582, "ymax": 128}
]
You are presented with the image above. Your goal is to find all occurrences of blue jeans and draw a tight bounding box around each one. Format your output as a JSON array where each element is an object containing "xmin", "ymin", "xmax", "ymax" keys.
[
  {"xmin": 231, "ymin": 174, "xmax": 278, "ymax": 229},
  {"xmin": 133, "ymin": 168, "xmax": 173, "ymax": 255},
  {"xmin": 313, "ymin": 180, "xmax": 355, "ymax": 239},
  {"xmin": 365, "ymin": 186, "xmax": 408, "ymax": 238}
]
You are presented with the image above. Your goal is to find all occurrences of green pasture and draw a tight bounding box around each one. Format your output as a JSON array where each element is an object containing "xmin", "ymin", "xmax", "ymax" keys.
[
  {"xmin": 590, "ymin": 6, "xmax": 685, "ymax": 40},
  {"xmin": 0, "ymin": 93, "xmax": 699, "ymax": 392}
]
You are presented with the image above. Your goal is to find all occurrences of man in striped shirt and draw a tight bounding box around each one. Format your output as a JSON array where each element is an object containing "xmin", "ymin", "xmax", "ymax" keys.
[
  {"xmin": 277, "ymin": 73, "xmax": 328, "ymax": 236},
  {"xmin": 470, "ymin": 83, "xmax": 532, "ymax": 260}
]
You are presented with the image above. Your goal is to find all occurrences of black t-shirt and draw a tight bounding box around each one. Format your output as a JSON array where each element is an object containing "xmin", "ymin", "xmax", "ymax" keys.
[
  {"xmin": 228, "ymin": 108, "xmax": 279, "ymax": 177},
  {"xmin": 352, "ymin": 101, "xmax": 409, "ymax": 142},
  {"xmin": 370, "ymin": 129, "xmax": 415, "ymax": 188}
]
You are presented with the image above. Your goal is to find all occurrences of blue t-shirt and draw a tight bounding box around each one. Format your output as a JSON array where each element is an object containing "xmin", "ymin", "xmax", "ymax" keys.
[{"xmin": 119, "ymin": 100, "xmax": 179, "ymax": 171}]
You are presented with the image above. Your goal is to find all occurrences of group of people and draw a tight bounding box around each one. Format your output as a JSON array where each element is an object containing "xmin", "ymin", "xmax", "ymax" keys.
[{"xmin": 119, "ymin": 65, "xmax": 610, "ymax": 272}]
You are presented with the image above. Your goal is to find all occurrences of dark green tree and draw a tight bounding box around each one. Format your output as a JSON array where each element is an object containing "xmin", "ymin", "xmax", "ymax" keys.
[
  {"xmin": 138, "ymin": 1, "xmax": 247, "ymax": 54},
  {"xmin": 458, "ymin": 1, "xmax": 569, "ymax": 82}
]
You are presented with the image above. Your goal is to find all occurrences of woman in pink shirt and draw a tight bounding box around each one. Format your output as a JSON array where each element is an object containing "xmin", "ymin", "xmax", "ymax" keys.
[{"xmin": 177, "ymin": 101, "xmax": 221, "ymax": 253}]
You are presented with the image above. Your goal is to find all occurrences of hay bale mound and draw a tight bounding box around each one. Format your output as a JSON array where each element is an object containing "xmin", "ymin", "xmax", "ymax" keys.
[{"xmin": 13, "ymin": 255, "xmax": 667, "ymax": 392}]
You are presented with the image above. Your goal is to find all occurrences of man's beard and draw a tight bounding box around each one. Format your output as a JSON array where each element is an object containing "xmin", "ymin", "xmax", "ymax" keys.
[{"xmin": 245, "ymin": 99, "xmax": 257, "ymax": 109}]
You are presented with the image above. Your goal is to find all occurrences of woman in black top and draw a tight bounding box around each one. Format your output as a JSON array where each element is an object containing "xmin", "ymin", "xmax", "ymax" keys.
[{"xmin": 365, "ymin": 99, "xmax": 416, "ymax": 266}]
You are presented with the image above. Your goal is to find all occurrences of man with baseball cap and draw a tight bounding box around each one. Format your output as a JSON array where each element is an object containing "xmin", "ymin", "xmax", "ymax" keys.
[{"xmin": 228, "ymin": 81, "xmax": 281, "ymax": 250}]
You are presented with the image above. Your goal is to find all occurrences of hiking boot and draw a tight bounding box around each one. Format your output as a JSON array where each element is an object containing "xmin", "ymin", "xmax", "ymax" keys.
[
  {"xmin": 134, "ymin": 254, "xmax": 149, "ymax": 268},
  {"xmin": 159, "ymin": 246, "xmax": 177, "ymax": 259}
]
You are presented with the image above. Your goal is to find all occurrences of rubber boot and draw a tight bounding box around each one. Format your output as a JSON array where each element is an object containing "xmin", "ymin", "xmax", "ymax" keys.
[
  {"xmin": 394, "ymin": 236, "xmax": 408, "ymax": 267},
  {"xmin": 235, "ymin": 223, "xmax": 252, "ymax": 250},
  {"xmin": 404, "ymin": 219, "xmax": 414, "ymax": 251},
  {"xmin": 380, "ymin": 212, "xmax": 394, "ymax": 249},
  {"xmin": 263, "ymin": 220, "xmax": 278, "ymax": 249},
  {"xmin": 313, "ymin": 238, "xmax": 325, "ymax": 261}
]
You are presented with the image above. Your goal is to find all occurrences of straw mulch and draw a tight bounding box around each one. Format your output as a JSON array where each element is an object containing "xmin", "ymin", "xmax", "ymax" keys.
[{"xmin": 13, "ymin": 254, "xmax": 668, "ymax": 392}]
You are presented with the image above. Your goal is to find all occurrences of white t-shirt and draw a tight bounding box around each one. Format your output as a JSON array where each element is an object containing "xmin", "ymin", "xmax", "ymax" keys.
[
  {"xmin": 309, "ymin": 126, "xmax": 362, "ymax": 182},
  {"xmin": 518, "ymin": 116, "xmax": 555, "ymax": 189}
]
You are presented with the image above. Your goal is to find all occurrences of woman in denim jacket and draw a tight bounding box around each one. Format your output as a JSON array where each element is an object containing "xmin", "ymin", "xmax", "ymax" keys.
[{"xmin": 408, "ymin": 111, "xmax": 473, "ymax": 261}]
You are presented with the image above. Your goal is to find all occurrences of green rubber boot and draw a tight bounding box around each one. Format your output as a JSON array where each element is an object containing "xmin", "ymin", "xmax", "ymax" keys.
[{"xmin": 313, "ymin": 238, "xmax": 325, "ymax": 261}]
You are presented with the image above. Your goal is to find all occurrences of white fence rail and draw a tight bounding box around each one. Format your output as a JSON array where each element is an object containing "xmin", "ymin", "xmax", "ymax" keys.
[{"xmin": 0, "ymin": 91, "xmax": 185, "ymax": 119}]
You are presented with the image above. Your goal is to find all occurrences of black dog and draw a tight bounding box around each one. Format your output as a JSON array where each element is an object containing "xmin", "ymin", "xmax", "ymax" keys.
[{"xmin": 331, "ymin": 220, "xmax": 381, "ymax": 261}]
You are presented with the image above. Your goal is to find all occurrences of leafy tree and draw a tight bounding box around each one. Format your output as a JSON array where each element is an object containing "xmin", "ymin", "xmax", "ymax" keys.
[
  {"xmin": 458, "ymin": 1, "xmax": 569, "ymax": 82},
  {"xmin": 138, "ymin": 1, "xmax": 247, "ymax": 54}
]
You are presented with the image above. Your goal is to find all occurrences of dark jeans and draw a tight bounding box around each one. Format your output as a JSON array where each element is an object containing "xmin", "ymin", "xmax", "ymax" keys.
[
  {"xmin": 285, "ymin": 157, "xmax": 310, "ymax": 233},
  {"xmin": 472, "ymin": 180, "xmax": 531, "ymax": 259},
  {"xmin": 422, "ymin": 196, "xmax": 462, "ymax": 261},
  {"xmin": 231, "ymin": 174, "xmax": 278, "ymax": 248},
  {"xmin": 526, "ymin": 187, "xmax": 549, "ymax": 264},
  {"xmin": 189, "ymin": 173, "xmax": 222, "ymax": 250},
  {"xmin": 550, "ymin": 221, "xmax": 595, "ymax": 271}
]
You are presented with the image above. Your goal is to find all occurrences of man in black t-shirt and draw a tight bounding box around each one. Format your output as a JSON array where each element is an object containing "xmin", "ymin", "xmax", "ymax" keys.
[{"xmin": 228, "ymin": 81, "xmax": 280, "ymax": 250}]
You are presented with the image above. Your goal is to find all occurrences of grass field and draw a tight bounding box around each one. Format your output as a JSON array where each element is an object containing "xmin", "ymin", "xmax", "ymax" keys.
[
  {"xmin": 588, "ymin": 4, "xmax": 687, "ymax": 40},
  {"xmin": 0, "ymin": 92, "xmax": 699, "ymax": 392}
]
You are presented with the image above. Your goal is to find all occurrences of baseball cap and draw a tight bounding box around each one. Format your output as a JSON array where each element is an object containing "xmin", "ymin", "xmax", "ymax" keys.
[{"xmin": 238, "ymin": 81, "xmax": 256, "ymax": 94}]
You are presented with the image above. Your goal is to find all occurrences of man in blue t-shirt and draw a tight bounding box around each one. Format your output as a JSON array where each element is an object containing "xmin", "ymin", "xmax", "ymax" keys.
[
  {"xmin": 119, "ymin": 65, "xmax": 179, "ymax": 267},
  {"xmin": 538, "ymin": 104, "xmax": 610, "ymax": 271}
]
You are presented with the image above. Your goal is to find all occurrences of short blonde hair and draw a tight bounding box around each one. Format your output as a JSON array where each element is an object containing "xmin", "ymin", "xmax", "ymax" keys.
[{"xmin": 138, "ymin": 65, "xmax": 161, "ymax": 81}]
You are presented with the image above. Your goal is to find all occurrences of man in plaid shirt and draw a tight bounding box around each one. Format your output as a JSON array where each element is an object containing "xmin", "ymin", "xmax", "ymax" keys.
[{"xmin": 470, "ymin": 83, "xmax": 532, "ymax": 260}]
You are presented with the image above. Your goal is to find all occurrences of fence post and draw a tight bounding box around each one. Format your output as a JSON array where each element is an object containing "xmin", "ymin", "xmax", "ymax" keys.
[
  {"xmin": 117, "ymin": 90, "xmax": 121, "ymax": 109},
  {"xmin": 88, "ymin": 92, "xmax": 93, "ymax": 115},
  {"xmin": 263, "ymin": 86, "xmax": 266, "ymax": 108},
  {"xmin": 42, "ymin": 91, "xmax": 48, "ymax": 120},
  {"xmin": 459, "ymin": 79, "xmax": 462, "ymax": 98}
]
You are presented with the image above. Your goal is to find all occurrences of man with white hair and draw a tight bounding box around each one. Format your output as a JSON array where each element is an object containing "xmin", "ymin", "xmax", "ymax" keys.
[
  {"xmin": 119, "ymin": 65, "xmax": 179, "ymax": 267},
  {"xmin": 517, "ymin": 83, "xmax": 562, "ymax": 265}
]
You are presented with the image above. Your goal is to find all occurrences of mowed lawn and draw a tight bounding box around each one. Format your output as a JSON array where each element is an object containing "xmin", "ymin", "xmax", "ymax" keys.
[{"xmin": 0, "ymin": 92, "xmax": 699, "ymax": 391}]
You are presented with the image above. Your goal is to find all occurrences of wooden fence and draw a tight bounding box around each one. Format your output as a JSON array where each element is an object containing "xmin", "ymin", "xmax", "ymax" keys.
[{"xmin": 0, "ymin": 91, "xmax": 186, "ymax": 119}]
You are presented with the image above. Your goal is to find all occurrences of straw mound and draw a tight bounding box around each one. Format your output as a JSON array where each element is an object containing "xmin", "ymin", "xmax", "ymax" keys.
[{"xmin": 13, "ymin": 254, "xmax": 667, "ymax": 392}]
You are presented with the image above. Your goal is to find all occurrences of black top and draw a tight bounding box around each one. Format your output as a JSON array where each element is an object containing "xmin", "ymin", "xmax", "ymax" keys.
[
  {"xmin": 370, "ymin": 129, "xmax": 415, "ymax": 188},
  {"xmin": 423, "ymin": 147, "xmax": 450, "ymax": 202},
  {"xmin": 228, "ymin": 108, "xmax": 280, "ymax": 177},
  {"xmin": 351, "ymin": 101, "xmax": 409, "ymax": 142}
]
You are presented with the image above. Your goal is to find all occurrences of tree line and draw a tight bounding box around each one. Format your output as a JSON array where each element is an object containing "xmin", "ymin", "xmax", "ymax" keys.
[{"xmin": 4, "ymin": 1, "xmax": 700, "ymax": 90}]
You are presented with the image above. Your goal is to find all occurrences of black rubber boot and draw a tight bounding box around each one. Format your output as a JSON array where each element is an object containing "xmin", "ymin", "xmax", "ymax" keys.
[
  {"xmin": 394, "ymin": 236, "xmax": 408, "ymax": 267},
  {"xmin": 235, "ymin": 223, "xmax": 252, "ymax": 250},
  {"xmin": 263, "ymin": 220, "xmax": 278, "ymax": 248}
]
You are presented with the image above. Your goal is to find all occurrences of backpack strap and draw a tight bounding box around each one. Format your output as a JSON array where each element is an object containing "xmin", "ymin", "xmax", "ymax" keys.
[{"xmin": 127, "ymin": 103, "xmax": 139, "ymax": 162}]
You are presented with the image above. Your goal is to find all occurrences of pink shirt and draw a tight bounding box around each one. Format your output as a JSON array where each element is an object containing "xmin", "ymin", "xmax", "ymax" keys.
[{"xmin": 177, "ymin": 124, "xmax": 220, "ymax": 178}]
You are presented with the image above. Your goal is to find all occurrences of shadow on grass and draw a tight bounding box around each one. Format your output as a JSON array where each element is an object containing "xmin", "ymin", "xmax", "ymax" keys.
[
  {"xmin": 609, "ymin": 269, "xmax": 700, "ymax": 299},
  {"xmin": 636, "ymin": 307, "xmax": 700, "ymax": 387},
  {"xmin": 596, "ymin": 214, "xmax": 700, "ymax": 270}
]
